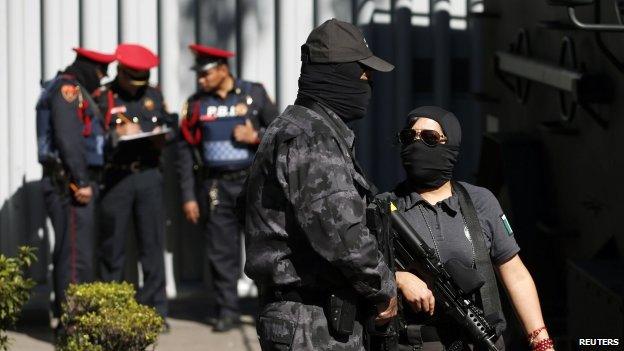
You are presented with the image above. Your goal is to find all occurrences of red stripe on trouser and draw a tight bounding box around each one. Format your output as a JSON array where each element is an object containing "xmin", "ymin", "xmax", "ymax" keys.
[{"xmin": 70, "ymin": 206, "xmax": 77, "ymax": 283}]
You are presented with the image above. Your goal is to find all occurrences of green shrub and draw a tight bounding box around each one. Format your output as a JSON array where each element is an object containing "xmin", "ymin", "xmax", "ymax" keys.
[
  {"xmin": 0, "ymin": 246, "xmax": 37, "ymax": 351},
  {"xmin": 58, "ymin": 282, "xmax": 163, "ymax": 351}
]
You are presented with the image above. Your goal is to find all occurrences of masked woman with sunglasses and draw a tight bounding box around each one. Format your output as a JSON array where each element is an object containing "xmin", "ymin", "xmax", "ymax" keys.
[{"xmin": 390, "ymin": 106, "xmax": 554, "ymax": 351}]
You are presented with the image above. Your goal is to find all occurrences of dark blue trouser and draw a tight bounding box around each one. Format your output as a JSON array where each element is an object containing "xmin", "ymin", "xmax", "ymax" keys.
[
  {"xmin": 202, "ymin": 175, "xmax": 244, "ymax": 318},
  {"xmin": 42, "ymin": 176, "xmax": 96, "ymax": 318},
  {"xmin": 99, "ymin": 168, "xmax": 167, "ymax": 317}
]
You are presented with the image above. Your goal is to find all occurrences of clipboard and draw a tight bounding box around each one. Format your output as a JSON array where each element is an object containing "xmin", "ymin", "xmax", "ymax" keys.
[
  {"xmin": 113, "ymin": 127, "xmax": 171, "ymax": 163},
  {"xmin": 118, "ymin": 127, "xmax": 170, "ymax": 144}
]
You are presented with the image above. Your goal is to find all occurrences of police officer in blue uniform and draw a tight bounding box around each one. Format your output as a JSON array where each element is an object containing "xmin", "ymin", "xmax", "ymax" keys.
[
  {"xmin": 177, "ymin": 44, "xmax": 278, "ymax": 332},
  {"xmin": 94, "ymin": 44, "xmax": 175, "ymax": 325},
  {"xmin": 36, "ymin": 47, "xmax": 113, "ymax": 325}
]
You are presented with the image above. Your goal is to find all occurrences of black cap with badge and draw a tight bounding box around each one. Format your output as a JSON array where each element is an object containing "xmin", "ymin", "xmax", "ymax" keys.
[
  {"xmin": 302, "ymin": 18, "xmax": 394, "ymax": 72},
  {"xmin": 189, "ymin": 44, "xmax": 235, "ymax": 72},
  {"xmin": 297, "ymin": 19, "xmax": 394, "ymax": 122}
]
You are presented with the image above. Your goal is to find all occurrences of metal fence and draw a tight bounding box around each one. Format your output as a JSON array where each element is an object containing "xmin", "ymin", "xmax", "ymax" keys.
[
  {"xmin": 0, "ymin": 0, "xmax": 365, "ymax": 297},
  {"xmin": 0, "ymin": 0, "xmax": 474, "ymax": 294}
]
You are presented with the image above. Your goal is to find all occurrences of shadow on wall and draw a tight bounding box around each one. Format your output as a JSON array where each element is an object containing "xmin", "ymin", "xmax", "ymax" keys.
[
  {"xmin": 0, "ymin": 179, "xmax": 51, "ymax": 285},
  {"xmin": 0, "ymin": 180, "xmax": 57, "ymax": 344},
  {"xmin": 0, "ymin": 146, "xmax": 209, "ymax": 299}
]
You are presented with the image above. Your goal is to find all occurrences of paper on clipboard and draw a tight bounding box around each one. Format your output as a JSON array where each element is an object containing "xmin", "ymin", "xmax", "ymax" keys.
[{"xmin": 118, "ymin": 127, "xmax": 170, "ymax": 142}]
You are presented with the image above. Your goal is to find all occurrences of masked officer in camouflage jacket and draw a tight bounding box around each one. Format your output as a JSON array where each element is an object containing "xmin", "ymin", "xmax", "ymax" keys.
[{"xmin": 244, "ymin": 19, "xmax": 397, "ymax": 350}]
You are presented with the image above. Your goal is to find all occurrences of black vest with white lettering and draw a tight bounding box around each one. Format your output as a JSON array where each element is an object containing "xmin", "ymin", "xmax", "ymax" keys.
[{"xmin": 190, "ymin": 80, "xmax": 256, "ymax": 170}]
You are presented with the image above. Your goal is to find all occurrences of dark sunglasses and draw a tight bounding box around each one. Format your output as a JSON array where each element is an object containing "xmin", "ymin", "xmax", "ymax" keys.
[{"xmin": 397, "ymin": 128, "xmax": 448, "ymax": 147}]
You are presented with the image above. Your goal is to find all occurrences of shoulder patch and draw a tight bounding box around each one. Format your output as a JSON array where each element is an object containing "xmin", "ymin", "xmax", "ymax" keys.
[
  {"xmin": 61, "ymin": 84, "xmax": 78, "ymax": 102},
  {"xmin": 501, "ymin": 214, "xmax": 514, "ymax": 236}
]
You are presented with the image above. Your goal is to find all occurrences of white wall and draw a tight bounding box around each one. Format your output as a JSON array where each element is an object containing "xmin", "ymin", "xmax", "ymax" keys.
[
  {"xmin": 240, "ymin": 0, "xmax": 277, "ymax": 100},
  {"xmin": 277, "ymin": 0, "xmax": 314, "ymax": 110},
  {"xmin": 1, "ymin": 0, "xmax": 478, "ymax": 282},
  {"xmin": 0, "ymin": 0, "xmax": 338, "ymax": 284},
  {"xmin": 1, "ymin": 0, "xmax": 43, "ymax": 257}
]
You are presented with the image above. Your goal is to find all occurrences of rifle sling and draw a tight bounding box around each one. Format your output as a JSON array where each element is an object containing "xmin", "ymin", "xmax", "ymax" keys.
[{"xmin": 453, "ymin": 181, "xmax": 503, "ymax": 331}]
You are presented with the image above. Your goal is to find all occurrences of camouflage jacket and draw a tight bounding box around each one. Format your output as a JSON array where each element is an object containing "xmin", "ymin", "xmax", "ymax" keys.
[{"xmin": 244, "ymin": 104, "xmax": 396, "ymax": 304}]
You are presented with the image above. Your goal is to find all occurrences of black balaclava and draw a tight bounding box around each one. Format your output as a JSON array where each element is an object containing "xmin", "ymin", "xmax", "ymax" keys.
[
  {"xmin": 65, "ymin": 56, "xmax": 106, "ymax": 94},
  {"xmin": 400, "ymin": 106, "xmax": 461, "ymax": 190},
  {"xmin": 297, "ymin": 61, "xmax": 372, "ymax": 122}
]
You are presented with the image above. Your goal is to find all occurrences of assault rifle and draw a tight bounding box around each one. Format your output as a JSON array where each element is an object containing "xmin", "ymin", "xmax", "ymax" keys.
[{"xmin": 389, "ymin": 202, "xmax": 500, "ymax": 351}]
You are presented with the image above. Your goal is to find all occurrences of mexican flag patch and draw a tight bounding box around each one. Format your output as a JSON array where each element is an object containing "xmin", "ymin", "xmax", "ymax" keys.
[{"xmin": 501, "ymin": 214, "xmax": 514, "ymax": 236}]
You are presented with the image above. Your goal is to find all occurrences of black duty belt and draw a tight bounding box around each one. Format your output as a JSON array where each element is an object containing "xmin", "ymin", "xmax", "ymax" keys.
[
  {"xmin": 43, "ymin": 166, "xmax": 103, "ymax": 182},
  {"xmin": 106, "ymin": 161, "xmax": 158, "ymax": 173},
  {"xmin": 42, "ymin": 166, "xmax": 65, "ymax": 178},
  {"xmin": 260, "ymin": 286, "xmax": 327, "ymax": 307},
  {"xmin": 206, "ymin": 168, "xmax": 249, "ymax": 181}
]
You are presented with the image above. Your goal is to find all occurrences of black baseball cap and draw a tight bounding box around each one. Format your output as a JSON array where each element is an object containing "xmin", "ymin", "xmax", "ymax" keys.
[{"xmin": 302, "ymin": 18, "xmax": 394, "ymax": 72}]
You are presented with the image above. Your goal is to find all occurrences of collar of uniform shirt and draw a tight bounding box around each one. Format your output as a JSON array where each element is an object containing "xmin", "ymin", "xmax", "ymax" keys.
[
  {"xmin": 313, "ymin": 101, "xmax": 356, "ymax": 150},
  {"xmin": 397, "ymin": 181, "xmax": 459, "ymax": 216}
]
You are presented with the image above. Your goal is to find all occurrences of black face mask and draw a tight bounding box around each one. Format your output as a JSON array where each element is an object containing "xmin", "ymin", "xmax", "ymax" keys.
[
  {"xmin": 401, "ymin": 140, "xmax": 459, "ymax": 190},
  {"xmin": 297, "ymin": 62, "xmax": 372, "ymax": 122}
]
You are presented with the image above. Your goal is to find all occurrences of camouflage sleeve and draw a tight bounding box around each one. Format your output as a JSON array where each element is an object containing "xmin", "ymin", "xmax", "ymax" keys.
[
  {"xmin": 50, "ymin": 85, "xmax": 89, "ymax": 187},
  {"xmin": 279, "ymin": 133, "xmax": 396, "ymax": 304}
]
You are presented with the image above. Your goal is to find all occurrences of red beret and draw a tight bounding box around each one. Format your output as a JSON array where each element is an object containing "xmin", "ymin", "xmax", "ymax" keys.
[
  {"xmin": 115, "ymin": 43, "xmax": 159, "ymax": 71},
  {"xmin": 189, "ymin": 44, "xmax": 235, "ymax": 59},
  {"xmin": 73, "ymin": 47, "xmax": 115, "ymax": 64}
]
